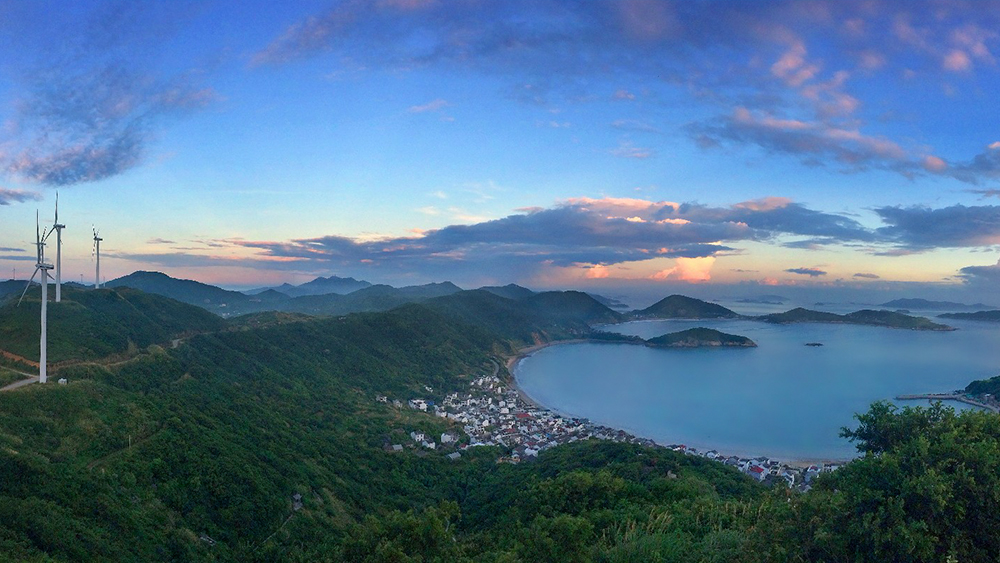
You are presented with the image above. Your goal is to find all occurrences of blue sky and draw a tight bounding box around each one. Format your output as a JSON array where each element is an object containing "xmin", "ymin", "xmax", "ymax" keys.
[{"xmin": 1, "ymin": 0, "xmax": 999, "ymax": 300}]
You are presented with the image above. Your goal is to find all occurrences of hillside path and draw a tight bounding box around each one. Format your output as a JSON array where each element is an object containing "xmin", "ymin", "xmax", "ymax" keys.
[{"xmin": 1, "ymin": 375, "xmax": 39, "ymax": 392}]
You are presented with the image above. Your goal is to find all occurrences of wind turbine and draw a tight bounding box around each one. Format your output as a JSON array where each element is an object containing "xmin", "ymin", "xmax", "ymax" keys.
[
  {"xmin": 18, "ymin": 211, "xmax": 53, "ymax": 384},
  {"xmin": 51, "ymin": 193, "xmax": 65, "ymax": 302},
  {"xmin": 92, "ymin": 227, "xmax": 102, "ymax": 289}
]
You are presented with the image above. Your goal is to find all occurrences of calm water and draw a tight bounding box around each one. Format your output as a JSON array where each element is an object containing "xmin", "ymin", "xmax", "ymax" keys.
[{"xmin": 514, "ymin": 318, "xmax": 1000, "ymax": 461}]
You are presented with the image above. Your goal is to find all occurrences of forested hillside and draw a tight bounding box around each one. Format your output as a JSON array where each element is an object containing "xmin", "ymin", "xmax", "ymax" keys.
[{"xmin": 0, "ymin": 288, "xmax": 998, "ymax": 562}]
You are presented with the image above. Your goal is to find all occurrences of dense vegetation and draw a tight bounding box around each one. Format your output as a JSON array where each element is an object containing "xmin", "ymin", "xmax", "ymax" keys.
[
  {"xmin": 965, "ymin": 374, "xmax": 1000, "ymax": 396},
  {"xmin": 635, "ymin": 295, "xmax": 740, "ymax": 319},
  {"xmin": 646, "ymin": 328, "xmax": 756, "ymax": 348},
  {"xmin": 760, "ymin": 307, "xmax": 953, "ymax": 330},
  {"xmin": 0, "ymin": 287, "xmax": 226, "ymax": 363},
  {"xmin": 1, "ymin": 285, "xmax": 998, "ymax": 561}
]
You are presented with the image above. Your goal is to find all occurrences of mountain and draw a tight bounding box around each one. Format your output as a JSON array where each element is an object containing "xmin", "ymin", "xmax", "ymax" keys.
[
  {"xmin": 106, "ymin": 271, "xmax": 252, "ymax": 313},
  {"xmin": 248, "ymin": 275, "xmax": 372, "ymax": 297},
  {"xmin": 646, "ymin": 327, "xmax": 757, "ymax": 348},
  {"xmin": 524, "ymin": 290, "xmax": 625, "ymax": 325},
  {"xmin": 760, "ymin": 307, "xmax": 843, "ymax": 324},
  {"xmin": 587, "ymin": 292, "xmax": 630, "ymax": 310},
  {"xmin": 424, "ymin": 289, "xmax": 622, "ymax": 344},
  {"xmin": 940, "ymin": 310, "xmax": 1000, "ymax": 322},
  {"xmin": 881, "ymin": 298, "xmax": 996, "ymax": 311},
  {"xmin": 275, "ymin": 281, "xmax": 463, "ymax": 316},
  {"xmin": 0, "ymin": 279, "xmax": 31, "ymax": 302},
  {"xmin": 0, "ymin": 286, "xmax": 226, "ymax": 363},
  {"xmin": 479, "ymin": 283, "xmax": 535, "ymax": 300},
  {"xmin": 761, "ymin": 307, "xmax": 954, "ymax": 330},
  {"xmin": 635, "ymin": 295, "xmax": 740, "ymax": 319}
]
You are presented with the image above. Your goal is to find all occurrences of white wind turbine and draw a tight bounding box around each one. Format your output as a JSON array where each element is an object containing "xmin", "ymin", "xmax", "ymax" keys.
[
  {"xmin": 51, "ymin": 193, "xmax": 66, "ymax": 302},
  {"xmin": 18, "ymin": 211, "xmax": 54, "ymax": 384},
  {"xmin": 92, "ymin": 227, "xmax": 102, "ymax": 289}
]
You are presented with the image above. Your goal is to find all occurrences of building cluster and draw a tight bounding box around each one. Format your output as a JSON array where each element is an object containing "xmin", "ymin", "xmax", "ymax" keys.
[{"xmin": 380, "ymin": 371, "xmax": 841, "ymax": 490}]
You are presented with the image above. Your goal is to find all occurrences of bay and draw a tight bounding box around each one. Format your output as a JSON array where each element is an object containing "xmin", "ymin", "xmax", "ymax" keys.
[{"xmin": 514, "ymin": 318, "xmax": 1000, "ymax": 461}]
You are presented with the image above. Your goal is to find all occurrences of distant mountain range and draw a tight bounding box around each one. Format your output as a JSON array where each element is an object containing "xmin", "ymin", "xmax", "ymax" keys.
[{"xmin": 246, "ymin": 275, "xmax": 372, "ymax": 297}]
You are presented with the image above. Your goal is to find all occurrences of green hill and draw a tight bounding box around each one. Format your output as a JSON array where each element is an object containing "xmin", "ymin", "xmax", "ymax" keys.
[
  {"xmin": 523, "ymin": 290, "xmax": 625, "ymax": 325},
  {"xmin": 2, "ymin": 284, "xmax": 1000, "ymax": 562},
  {"xmin": 940, "ymin": 310, "xmax": 1000, "ymax": 322},
  {"xmin": 761, "ymin": 307, "xmax": 954, "ymax": 330},
  {"xmin": 635, "ymin": 295, "xmax": 740, "ymax": 319},
  {"xmin": 966, "ymin": 374, "xmax": 1000, "ymax": 396},
  {"xmin": 425, "ymin": 289, "xmax": 621, "ymax": 345},
  {"xmin": 0, "ymin": 286, "xmax": 226, "ymax": 363},
  {"xmin": 646, "ymin": 327, "xmax": 757, "ymax": 348}
]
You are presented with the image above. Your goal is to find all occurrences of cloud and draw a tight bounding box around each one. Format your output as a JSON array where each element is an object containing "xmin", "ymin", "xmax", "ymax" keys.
[
  {"xmin": 693, "ymin": 107, "xmax": 914, "ymax": 173},
  {"xmin": 0, "ymin": 247, "xmax": 26, "ymax": 253},
  {"xmin": 650, "ymin": 256, "xmax": 715, "ymax": 282},
  {"xmin": 610, "ymin": 141, "xmax": 654, "ymax": 159},
  {"xmin": 114, "ymin": 195, "xmax": 877, "ymax": 283},
  {"xmin": 245, "ymin": 1, "xmax": 1000, "ymax": 180},
  {"xmin": 612, "ymin": 89, "xmax": 636, "ymax": 101},
  {"xmin": 785, "ymin": 267, "xmax": 827, "ymax": 276},
  {"xmin": 968, "ymin": 189, "xmax": 1000, "ymax": 199},
  {"xmin": 938, "ymin": 143, "xmax": 1000, "ymax": 185},
  {"xmin": 147, "ymin": 238, "xmax": 177, "ymax": 245},
  {"xmin": 959, "ymin": 259, "xmax": 1000, "ymax": 285},
  {"xmin": 874, "ymin": 204, "xmax": 1000, "ymax": 249},
  {"xmin": 408, "ymin": 98, "xmax": 449, "ymax": 113},
  {"xmin": 611, "ymin": 119, "xmax": 661, "ymax": 134},
  {"xmin": 853, "ymin": 272, "xmax": 880, "ymax": 279},
  {"xmin": 2, "ymin": 5, "xmax": 218, "ymax": 187},
  {"xmin": 0, "ymin": 188, "xmax": 42, "ymax": 205}
]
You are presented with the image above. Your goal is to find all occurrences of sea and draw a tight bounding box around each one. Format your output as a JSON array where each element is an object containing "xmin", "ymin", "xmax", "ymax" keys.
[{"xmin": 513, "ymin": 303, "xmax": 1000, "ymax": 461}]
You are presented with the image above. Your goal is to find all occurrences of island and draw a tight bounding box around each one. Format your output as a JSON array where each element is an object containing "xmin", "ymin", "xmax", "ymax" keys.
[
  {"xmin": 882, "ymin": 298, "xmax": 997, "ymax": 311},
  {"xmin": 633, "ymin": 295, "xmax": 741, "ymax": 319},
  {"xmin": 939, "ymin": 310, "xmax": 1000, "ymax": 322},
  {"xmin": 646, "ymin": 327, "xmax": 757, "ymax": 348},
  {"xmin": 758, "ymin": 308, "xmax": 955, "ymax": 331},
  {"xmin": 805, "ymin": 342, "xmax": 824, "ymax": 347}
]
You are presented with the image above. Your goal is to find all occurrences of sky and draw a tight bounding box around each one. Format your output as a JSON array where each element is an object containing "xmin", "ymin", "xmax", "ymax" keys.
[{"xmin": 1, "ymin": 0, "xmax": 999, "ymax": 302}]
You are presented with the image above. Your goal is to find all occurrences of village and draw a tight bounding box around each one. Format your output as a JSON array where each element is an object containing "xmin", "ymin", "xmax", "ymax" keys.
[{"xmin": 379, "ymin": 370, "xmax": 840, "ymax": 492}]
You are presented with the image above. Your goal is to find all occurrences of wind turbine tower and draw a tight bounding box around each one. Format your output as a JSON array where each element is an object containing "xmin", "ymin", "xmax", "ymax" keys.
[
  {"xmin": 52, "ymin": 193, "xmax": 65, "ymax": 302},
  {"xmin": 18, "ymin": 212, "xmax": 54, "ymax": 384},
  {"xmin": 93, "ymin": 228, "xmax": 102, "ymax": 289}
]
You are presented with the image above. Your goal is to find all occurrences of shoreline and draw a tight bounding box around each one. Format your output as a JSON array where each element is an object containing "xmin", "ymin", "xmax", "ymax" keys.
[{"xmin": 501, "ymin": 337, "xmax": 853, "ymax": 469}]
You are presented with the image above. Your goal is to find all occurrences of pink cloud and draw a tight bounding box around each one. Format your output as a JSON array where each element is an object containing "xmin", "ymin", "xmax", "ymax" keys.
[
  {"xmin": 408, "ymin": 98, "xmax": 449, "ymax": 113},
  {"xmin": 943, "ymin": 50, "xmax": 972, "ymax": 72},
  {"xmin": 650, "ymin": 256, "xmax": 715, "ymax": 283}
]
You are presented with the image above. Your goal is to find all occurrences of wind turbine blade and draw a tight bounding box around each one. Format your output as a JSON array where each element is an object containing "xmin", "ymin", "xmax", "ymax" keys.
[
  {"xmin": 17, "ymin": 268, "xmax": 40, "ymax": 306},
  {"xmin": 54, "ymin": 192, "xmax": 59, "ymax": 223}
]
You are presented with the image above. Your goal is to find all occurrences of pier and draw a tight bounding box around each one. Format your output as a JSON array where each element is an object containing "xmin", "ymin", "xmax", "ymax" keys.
[{"xmin": 895, "ymin": 393, "xmax": 999, "ymax": 413}]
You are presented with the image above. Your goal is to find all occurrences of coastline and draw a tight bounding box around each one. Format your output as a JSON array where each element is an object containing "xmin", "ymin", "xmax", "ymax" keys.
[{"xmin": 502, "ymin": 337, "xmax": 853, "ymax": 470}]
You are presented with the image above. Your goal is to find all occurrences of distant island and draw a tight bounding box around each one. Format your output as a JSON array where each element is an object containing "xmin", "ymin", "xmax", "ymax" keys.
[
  {"xmin": 881, "ymin": 298, "xmax": 996, "ymax": 311},
  {"xmin": 805, "ymin": 342, "xmax": 824, "ymax": 347},
  {"xmin": 646, "ymin": 327, "xmax": 756, "ymax": 348},
  {"xmin": 736, "ymin": 294, "xmax": 788, "ymax": 305},
  {"xmin": 939, "ymin": 310, "xmax": 1000, "ymax": 322},
  {"xmin": 759, "ymin": 308, "xmax": 954, "ymax": 331},
  {"xmin": 634, "ymin": 295, "xmax": 740, "ymax": 319}
]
